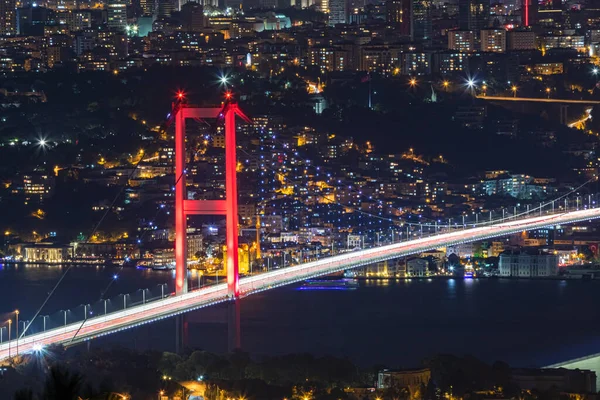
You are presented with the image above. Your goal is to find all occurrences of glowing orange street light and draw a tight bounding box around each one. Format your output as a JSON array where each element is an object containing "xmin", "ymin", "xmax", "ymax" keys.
[
  {"xmin": 443, "ymin": 80, "xmax": 449, "ymax": 91},
  {"xmin": 511, "ymin": 85, "xmax": 517, "ymax": 97},
  {"xmin": 546, "ymin": 87, "xmax": 551, "ymax": 98},
  {"xmin": 409, "ymin": 78, "xmax": 417, "ymax": 87}
]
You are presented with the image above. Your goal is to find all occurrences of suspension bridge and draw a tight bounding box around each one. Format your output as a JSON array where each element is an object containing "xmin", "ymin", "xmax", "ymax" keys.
[{"xmin": 1, "ymin": 100, "xmax": 599, "ymax": 361}]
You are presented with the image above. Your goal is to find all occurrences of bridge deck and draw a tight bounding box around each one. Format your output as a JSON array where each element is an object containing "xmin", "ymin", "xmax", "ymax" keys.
[
  {"xmin": 2, "ymin": 207, "xmax": 600, "ymax": 360},
  {"xmin": 477, "ymin": 96, "xmax": 600, "ymax": 104}
]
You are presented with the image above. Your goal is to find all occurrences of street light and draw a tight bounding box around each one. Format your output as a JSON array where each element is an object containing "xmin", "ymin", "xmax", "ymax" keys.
[
  {"xmin": 218, "ymin": 72, "xmax": 230, "ymax": 87},
  {"xmin": 511, "ymin": 85, "xmax": 518, "ymax": 97},
  {"xmin": 159, "ymin": 283, "xmax": 167, "ymax": 299},
  {"xmin": 7, "ymin": 320, "xmax": 12, "ymax": 358},
  {"xmin": 36, "ymin": 137, "xmax": 49, "ymax": 150},
  {"xmin": 546, "ymin": 87, "xmax": 551, "ymax": 98},
  {"xmin": 443, "ymin": 80, "xmax": 449, "ymax": 91},
  {"xmin": 15, "ymin": 310, "xmax": 19, "ymax": 356},
  {"xmin": 41, "ymin": 315, "xmax": 49, "ymax": 332},
  {"xmin": 409, "ymin": 77, "xmax": 417, "ymax": 87}
]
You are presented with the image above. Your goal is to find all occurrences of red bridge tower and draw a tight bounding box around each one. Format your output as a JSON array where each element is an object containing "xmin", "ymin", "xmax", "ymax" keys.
[{"xmin": 174, "ymin": 101, "xmax": 250, "ymax": 297}]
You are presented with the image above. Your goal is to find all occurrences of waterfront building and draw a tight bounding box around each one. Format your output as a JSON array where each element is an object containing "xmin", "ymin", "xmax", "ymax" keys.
[
  {"xmin": 446, "ymin": 243, "xmax": 474, "ymax": 257},
  {"xmin": 377, "ymin": 368, "xmax": 431, "ymax": 389},
  {"xmin": 499, "ymin": 250, "xmax": 558, "ymax": 277},
  {"xmin": 407, "ymin": 258, "xmax": 428, "ymax": 277},
  {"xmin": 153, "ymin": 248, "xmax": 175, "ymax": 267},
  {"xmin": 11, "ymin": 243, "xmax": 74, "ymax": 263},
  {"xmin": 115, "ymin": 242, "xmax": 140, "ymax": 259}
]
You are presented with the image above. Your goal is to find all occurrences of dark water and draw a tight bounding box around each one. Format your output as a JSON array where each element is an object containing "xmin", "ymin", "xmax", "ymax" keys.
[{"xmin": 2, "ymin": 264, "xmax": 600, "ymax": 368}]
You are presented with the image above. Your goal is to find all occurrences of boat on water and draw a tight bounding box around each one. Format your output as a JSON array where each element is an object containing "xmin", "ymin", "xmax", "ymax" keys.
[
  {"xmin": 152, "ymin": 262, "xmax": 176, "ymax": 271},
  {"xmin": 299, "ymin": 278, "xmax": 359, "ymax": 290}
]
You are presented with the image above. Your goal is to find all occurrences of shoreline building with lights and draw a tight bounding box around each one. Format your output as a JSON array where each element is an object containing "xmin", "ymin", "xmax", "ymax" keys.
[{"xmin": 499, "ymin": 249, "xmax": 559, "ymax": 277}]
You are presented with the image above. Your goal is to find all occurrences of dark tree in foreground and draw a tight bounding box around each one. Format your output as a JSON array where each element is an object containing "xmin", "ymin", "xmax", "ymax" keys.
[
  {"xmin": 13, "ymin": 388, "xmax": 34, "ymax": 400},
  {"xmin": 42, "ymin": 365, "xmax": 84, "ymax": 400}
]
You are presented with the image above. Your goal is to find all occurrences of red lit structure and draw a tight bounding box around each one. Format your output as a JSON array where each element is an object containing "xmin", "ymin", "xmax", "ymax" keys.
[
  {"xmin": 174, "ymin": 102, "xmax": 250, "ymax": 297},
  {"xmin": 521, "ymin": 0, "xmax": 537, "ymax": 27}
]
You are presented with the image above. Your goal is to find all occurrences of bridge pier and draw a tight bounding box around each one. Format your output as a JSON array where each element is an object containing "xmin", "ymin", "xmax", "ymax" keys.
[
  {"xmin": 227, "ymin": 298, "xmax": 241, "ymax": 353},
  {"xmin": 560, "ymin": 105, "xmax": 569, "ymax": 125},
  {"xmin": 175, "ymin": 314, "xmax": 188, "ymax": 354}
]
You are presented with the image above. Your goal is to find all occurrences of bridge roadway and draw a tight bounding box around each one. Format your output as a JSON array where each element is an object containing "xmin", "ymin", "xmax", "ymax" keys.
[
  {"xmin": 3, "ymin": 206, "xmax": 600, "ymax": 360},
  {"xmin": 476, "ymin": 96, "xmax": 600, "ymax": 104}
]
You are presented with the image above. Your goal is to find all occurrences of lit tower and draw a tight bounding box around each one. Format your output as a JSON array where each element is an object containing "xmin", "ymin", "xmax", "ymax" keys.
[
  {"xmin": 174, "ymin": 94, "xmax": 250, "ymax": 297},
  {"xmin": 521, "ymin": 0, "xmax": 537, "ymax": 27}
]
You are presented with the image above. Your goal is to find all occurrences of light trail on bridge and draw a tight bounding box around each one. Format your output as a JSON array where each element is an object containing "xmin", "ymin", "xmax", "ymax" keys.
[
  {"xmin": 2, "ymin": 206, "xmax": 600, "ymax": 361},
  {"xmin": 477, "ymin": 96, "xmax": 600, "ymax": 104},
  {"xmin": 568, "ymin": 108, "xmax": 593, "ymax": 128}
]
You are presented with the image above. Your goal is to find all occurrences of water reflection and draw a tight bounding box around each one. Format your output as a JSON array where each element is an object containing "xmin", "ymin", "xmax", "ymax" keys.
[{"xmin": 2, "ymin": 268, "xmax": 600, "ymax": 368}]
